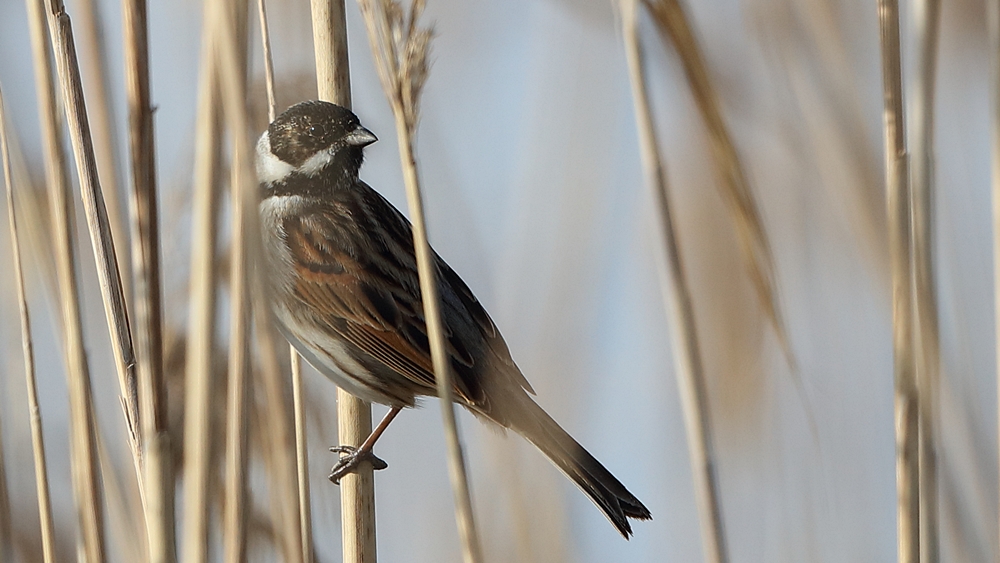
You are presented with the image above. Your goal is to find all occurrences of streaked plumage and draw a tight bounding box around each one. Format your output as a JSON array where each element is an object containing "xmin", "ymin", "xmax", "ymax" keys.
[{"xmin": 258, "ymin": 100, "xmax": 651, "ymax": 537}]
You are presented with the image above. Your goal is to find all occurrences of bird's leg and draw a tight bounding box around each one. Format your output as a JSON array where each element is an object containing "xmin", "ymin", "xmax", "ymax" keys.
[{"xmin": 329, "ymin": 406, "xmax": 401, "ymax": 484}]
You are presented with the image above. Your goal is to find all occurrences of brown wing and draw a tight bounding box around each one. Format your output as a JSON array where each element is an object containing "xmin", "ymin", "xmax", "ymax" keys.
[{"xmin": 281, "ymin": 191, "xmax": 486, "ymax": 404}]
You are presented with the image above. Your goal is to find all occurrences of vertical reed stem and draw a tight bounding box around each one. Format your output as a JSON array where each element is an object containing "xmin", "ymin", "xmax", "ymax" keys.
[
  {"xmin": 121, "ymin": 0, "xmax": 176, "ymax": 559},
  {"xmin": 290, "ymin": 352, "xmax": 314, "ymax": 563},
  {"xmin": 0, "ymin": 86, "xmax": 58, "ymax": 563},
  {"xmin": 222, "ymin": 0, "xmax": 253, "ymax": 558},
  {"xmin": 876, "ymin": 1, "xmax": 919, "ymax": 562},
  {"xmin": 213, "ymin": 0, "xmax": 306, "ymax": 559},
  {"xmin": 909, "ymin": 0, "xmax": 941, "ymax": 561},
  {"xmin": 640, "ymin": 0, "xmax": 792, "ymax": 366},
  {"xmin": 182, "ymin": 0, "xmax": 224, "ymax": 558},
  {"xmin": 620, "ymin": 2, "xmax": 727, "ymax": 562},
  {"xmin": 223, "ymin": 280, "xmax": 251, "ymax": 563},
  {"xmin": 356, "ymin": 2, "xmax": 482, "ymax": 560},
  {"xmin": 254, "ymin": 2, "xmax": 315, "ymax": 558},
  {"xmin": 310, "ymin": 2, "xmax": 377, "ymax": 561},
  {"xmin": 988, "ymin": 1, "xmax": 1000, "ymax": 557},
  {"xmin": 0, "ymin": 416, "xmax": 9, "ymax": 563},
  {"xmin": 395, "ymin": 117, "xmax": 484, "ymax": 563}
]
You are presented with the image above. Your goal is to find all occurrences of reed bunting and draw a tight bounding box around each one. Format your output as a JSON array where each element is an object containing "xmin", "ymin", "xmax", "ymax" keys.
[{"xmin": 256, "ymin": 100, "xmax": 651, "ymax": 537}]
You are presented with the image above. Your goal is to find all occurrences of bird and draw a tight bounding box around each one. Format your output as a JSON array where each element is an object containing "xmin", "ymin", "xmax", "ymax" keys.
[{"xmin": 256, "ymin": 100, "xmax": 651, "ymax": 538}]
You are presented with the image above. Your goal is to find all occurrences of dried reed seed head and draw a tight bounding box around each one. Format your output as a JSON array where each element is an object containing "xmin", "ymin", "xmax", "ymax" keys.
[{"xmin": 360, "ymin": 0, "xmax": 434, "ymax": 133}]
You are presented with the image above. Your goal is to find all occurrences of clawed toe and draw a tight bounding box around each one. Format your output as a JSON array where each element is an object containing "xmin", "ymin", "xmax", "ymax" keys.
[{"xmin": 328, "ymin": 445, "xmax": 388, "ymax": 484}]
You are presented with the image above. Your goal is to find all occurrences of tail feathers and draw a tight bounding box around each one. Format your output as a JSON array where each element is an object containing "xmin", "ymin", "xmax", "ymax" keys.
[{"xmin": 510, "ymin": 397, "xmax": 651, "ymax": 538}]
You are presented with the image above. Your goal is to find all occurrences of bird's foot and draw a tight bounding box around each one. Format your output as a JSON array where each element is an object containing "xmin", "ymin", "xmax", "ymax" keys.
[{"xmin": 328, "ymin": 445, "xmax": 388, "ymax": 484}]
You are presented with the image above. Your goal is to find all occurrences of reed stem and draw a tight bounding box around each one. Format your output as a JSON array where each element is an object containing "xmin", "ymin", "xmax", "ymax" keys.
[
  {"xmin": 40, "ymin": 2, "xmax": 116, "ymax": 560},
  {"xmin": 44, "ymin": 0, "xmax": 142, "ymax": 483},
  {"xmin": 74, "ymin": 0, "xmax": 132, "ymax": 304},
  {"xmin": 213, "ymin": 0, "xmax": 306, "ymax": 559},
  {"xmin": 181, "ymin": 0, "xmax": 224, "ymax": 558},
  {"xmin": 620, "ymin": 2, "xmax": 727, "ymax": 561},
  {"xmin": 876, "ymin": 1, "xmax": 919, "ymax": 561},
  {"xmin": 311, "ymin": 1, "xmax": 377, "ymax": 561},
  {"xmin": 909, "ymin": 0, "xmax": 941, "ymax": 560},
  {"xmin": 222, "ymin": 0, "xmax": 253, "ymax": 559},
  {"xmin": 357, "ymin": 2, "xmax": 482, "ymax": 561},
  {"xmin": 0, "ymin": 86, "xmax": 58, "ymax": 563},
  {"xmin": 121, "ymin": 0, "xmax": 177, "ymax": 558},
  {"xmin": 988, "ymin": 1, "xmax": 1000, "ymax": 558}
]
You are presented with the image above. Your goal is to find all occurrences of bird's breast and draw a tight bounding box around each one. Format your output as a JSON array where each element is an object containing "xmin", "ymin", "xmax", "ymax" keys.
[{"xmin": 258, "ymin": 194, "xmax": 305, "ymax": 297}]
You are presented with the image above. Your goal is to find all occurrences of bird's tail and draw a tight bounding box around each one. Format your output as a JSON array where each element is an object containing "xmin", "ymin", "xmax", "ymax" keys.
[{"xmin": 507, "ymin": 396, "xmax": 652, "ymax": 538}]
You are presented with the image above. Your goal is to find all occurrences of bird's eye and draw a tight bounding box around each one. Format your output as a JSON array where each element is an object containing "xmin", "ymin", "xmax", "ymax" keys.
[{"xmin": 308, "ymin": 125, "xmax": 318, "ymax": 136}]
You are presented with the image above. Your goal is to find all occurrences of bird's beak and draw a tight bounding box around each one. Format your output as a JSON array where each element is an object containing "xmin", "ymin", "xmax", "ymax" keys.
[{"xmin": 344, "ymin": 126, "xmax": 378, "ymax": 147}]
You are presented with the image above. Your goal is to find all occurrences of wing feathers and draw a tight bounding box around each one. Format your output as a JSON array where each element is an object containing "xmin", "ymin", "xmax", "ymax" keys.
[{"xmin": 282, "ymin": 191, "xmax": 495, "ymax": 405}]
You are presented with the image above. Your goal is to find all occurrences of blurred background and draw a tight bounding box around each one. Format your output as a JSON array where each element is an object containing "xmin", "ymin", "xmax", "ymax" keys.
[{"xmin": 0, "ymin": 0, "xmax": 995, "ymax": 561}]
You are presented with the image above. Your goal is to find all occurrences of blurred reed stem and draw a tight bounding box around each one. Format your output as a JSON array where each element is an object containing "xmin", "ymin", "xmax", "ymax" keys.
[
  {"xmin": 182, "ymin": 0, "xmax": 224, "ymax": 558},
  {"xmin": 121, "ymin": 0, "xmax": 176, "ymax": 559},
  {"xmin": 357, "ymin": 2, "xmax": 483, "ymax": 562},
  {"xmin": 908, "ymin": 0, "xmax": 941, "ymax": 561},
  {"xmin": 310, "ymin": 1, "xmax": 378, "ymax": 561},
  {"xmin": 876, "ymin": 1, "xmax": 919, "ymax": 562},
  {"xmin": 254, "ymin": 2, "xmax": 315, "ymax": 558},
  {"xmin": 214, "ymin": 0, "xmax": 306, "ymax": 559},
  {"xmin": 989, "ymin": 1, "xmax": 1000, "ymax": 556},
  {"xmin": 0, "ymin": 85, "xmax": 57, "ymax": 563},
  {"xmin": 0, "ymin": 415, "xmax": 9, "ymax": 563},
  {"xmin": 222, "ymin": 0, "xmax": 253, "ymax": 559},
  {"xmin": 96, "ymin": 422, "xmax": 146, "ymax": 562},
  {"xmin": 73, "ymin": 0, "xmax": 132, "ymax": 304},
  {"xmin": 223, "ymin": 239, "xmax": 251, "ymax": 563},
  {"xmin": 641, "ymin": 0, "xmax": 792, "ymax": 366},
  {"xmin": 620, "ymin": 2, "xmax": 727, "ymax": 562}
]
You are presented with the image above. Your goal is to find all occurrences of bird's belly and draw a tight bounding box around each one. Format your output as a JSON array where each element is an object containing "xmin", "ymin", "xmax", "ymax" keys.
[{"xmin": 273, "ymin": 306, "xmax": 414, "ymax": 407}]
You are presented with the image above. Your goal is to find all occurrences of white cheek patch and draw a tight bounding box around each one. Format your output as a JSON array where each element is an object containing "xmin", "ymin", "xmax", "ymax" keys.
[
  {"xmin": 256, "ymin": 130, "xmax": 336, "ymax": 183},
  {"xmin": 256, "ymin": 131, "xmax": 294, "ymax": 184},
  {"xmin": 297, "ymin": 148, "xmax": 335, "ymax": 177}
]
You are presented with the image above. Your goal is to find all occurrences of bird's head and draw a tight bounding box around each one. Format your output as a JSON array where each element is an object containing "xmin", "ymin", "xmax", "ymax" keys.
[{"xmin": 256, "ymin": 100, "xmax": 377, "ymax": 188}]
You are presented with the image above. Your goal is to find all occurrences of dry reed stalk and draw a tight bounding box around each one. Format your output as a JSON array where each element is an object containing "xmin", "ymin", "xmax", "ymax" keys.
[
  {"xmin": 213, "ymin": 0, "xmax": 306, "ymax": 559},
  {"xmin": 310, "ymin": 1, "xmax": 377, "ymax": 561},
  {"xmin": 221, "ymin": 0, "xmax": 253, "ymax": 559},
  {"xmin": 258, "ymin": 0, "xmax": 277, "ymax": 123},
  {"xmin": 43, "ymin": 0, "xmax": 143, "ymax": 479},
  {"xmin": 990, "ymin": 1, "xmax": 1000, "ymax": 556},
  {"xmin": 33, "ymin": 2, "xmax": 109, "ymax": 561},
  {"xmin": 0, "ymin": 421, "xmax": 8, "ymax": 563},
  {"xmin": 641, "ymin": 0, "xmax": 792, "ymax": 366},
  {"xmin": 223, "ymin": 285, "xmax": 251, "ymax": 563},
  {"xmin": 0, "ymin": 86, "xmax": 57, "ymax": 563},
  {"xmin": 289, "ymin": 352, "xmax": 314, "ymax": 562},
  {"xmin": 254, "ymin": 3, "xmax": 315, "ymax": 559},
  {"xmin": 909, "ymin": 0, "xmax": 941, "ymax": 561},
  {"xmin": 357, "ymin": 2, "xmax": 482, "ymax": 562},
  {"xmin": 73, "ymin": 0, "xmax": 133, "ymax": 303},
  {"xmin": 620, "ymin": 2, "xmax": 727, "ymax": 562},
  {"xmin": 5, "ymin": 128, "xmax": 143, "ymax": 563},
  {"xmin": 876, "ymin": 1, "xmax": 919, "ymax": 561},
  {"xmin": 181, "ymin": 0, "xmax": 225, "ymax": 557},
  {"xmin": 96, "ymin": 433, "xmax": 145, "ymax": 563},
  {"xmin": 247, "ymin": 322, "xmax": 304, "ymax": 563},
  {"xmin": 121, "ymin": 0, "xmax": 176, "ymax": 559}
]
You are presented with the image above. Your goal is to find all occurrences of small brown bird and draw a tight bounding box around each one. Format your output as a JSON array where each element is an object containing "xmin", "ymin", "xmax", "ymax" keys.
[{"xmin": 257, "ymin": 100, "xmax": 651, "ymax": 537}]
